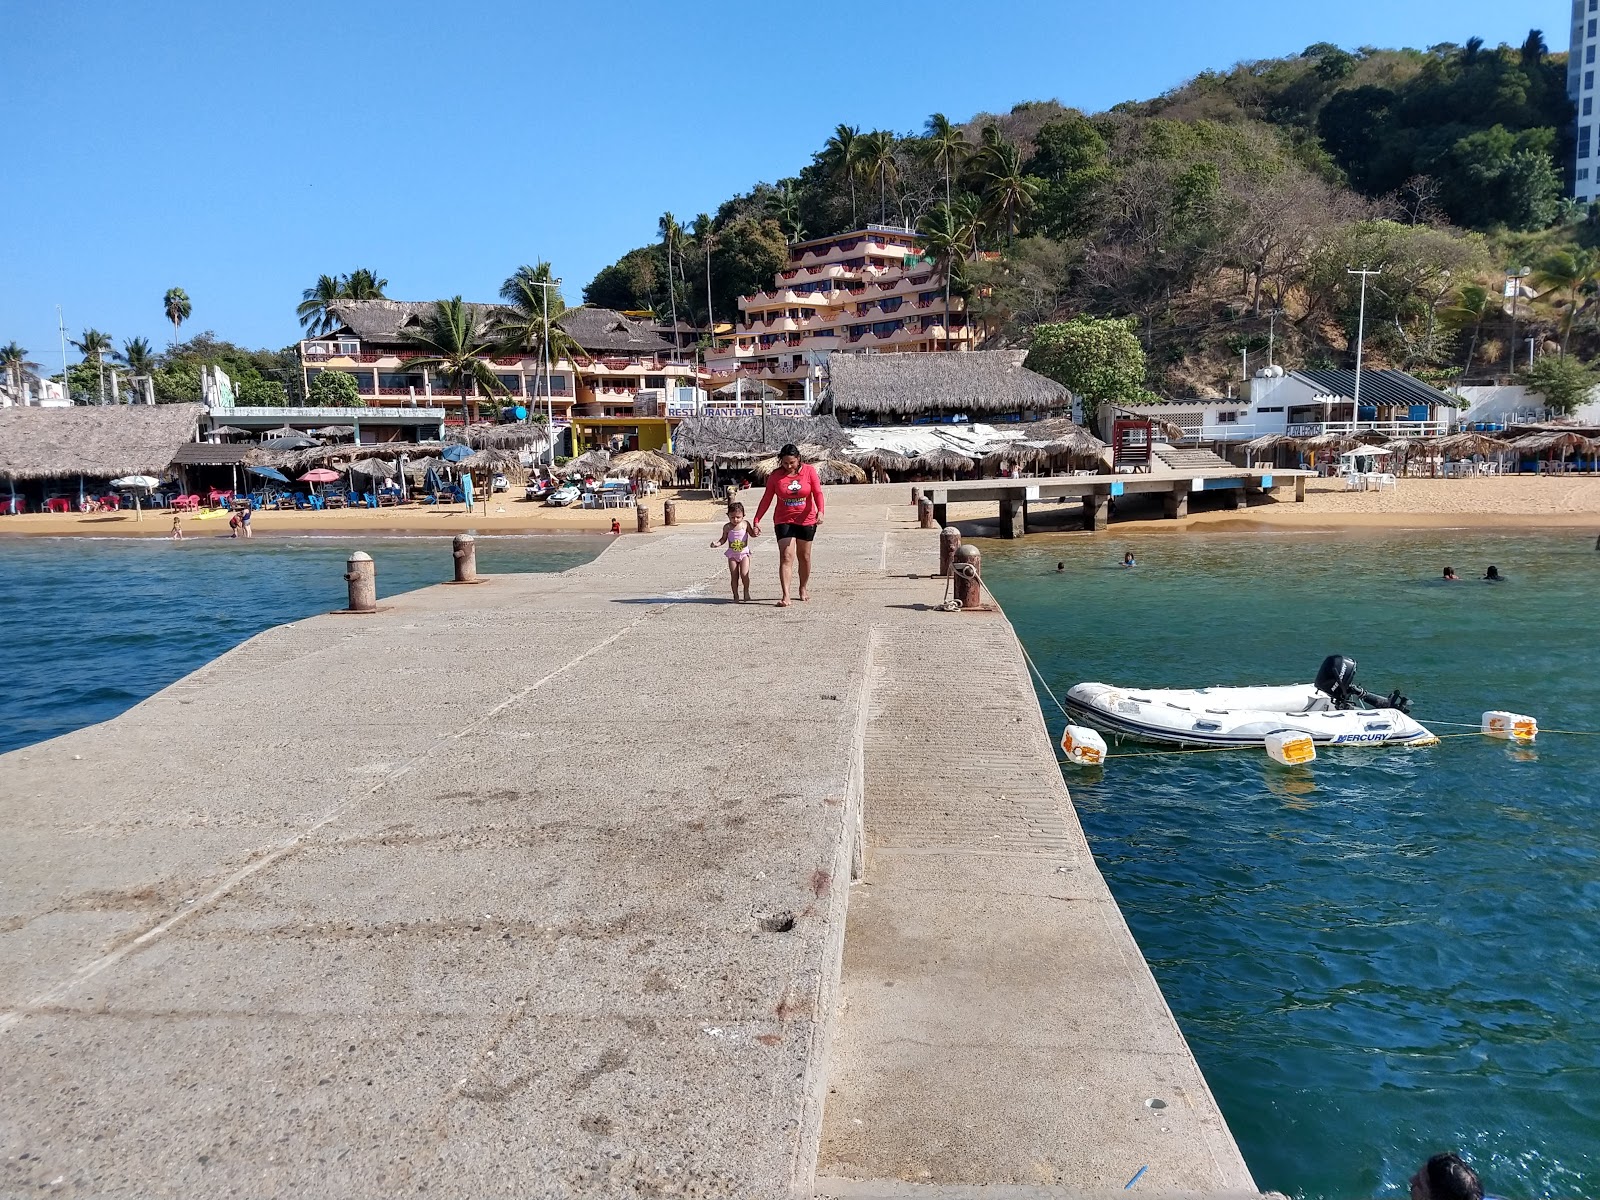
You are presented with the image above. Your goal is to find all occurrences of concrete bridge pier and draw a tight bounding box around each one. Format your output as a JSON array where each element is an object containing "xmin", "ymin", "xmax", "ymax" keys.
[
  {"xmin": 932, "ymin": 501, "xmax": 948, "ymax": 527},
  {"xmin": 1296, "ymin": 475, "xmax": 1308, "ymax": 502},
  {"xmin": 1082, "ymin": 488, "xmax": 1109, "ymax": 531},
  {"xmin": 998, "ymin": 495, "xmax": 1027, "ymax": 539},
  {"xmin": 1164, "ymin": 483, "xmax": 1189, "ymax": 520}
]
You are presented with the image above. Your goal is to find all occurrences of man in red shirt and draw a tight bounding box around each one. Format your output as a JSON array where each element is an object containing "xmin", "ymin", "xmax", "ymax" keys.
[{"xmin": 750, "ymin": 443, "xmax": 824, "ymax": 607}]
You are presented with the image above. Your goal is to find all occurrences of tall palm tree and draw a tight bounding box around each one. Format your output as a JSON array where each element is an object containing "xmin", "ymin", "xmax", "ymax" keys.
[
  {"xmin": 117, "ymin": 336, "xmax": 157, "ymax": 378},
  {"xmin": 1532, "ymin": 249, "xmax": 1599, "ymax": 357},
  {"xmin": 492, "ymin": 265, "xmax": 584, "ymax": 409},
  {"xmin": 922, "ymin": 113, "xmax": 969, "ymax": 207},
  {"xmin": 860, "ymin": 130, "xmax": 899, "ymax": 225},
  {"xmin": 658, "ymin": 212, "xmax": 686, "ymax": 337},
  {"xmin": 691, "ymin": 213, "xmax": 717, "ymax": 334},
  {"xmin": 163, "ymin": 288, "xmax": 191, "ymax": 344},
  {"xmin": 297, "ymin": 275, "xmax": 344, "ymax": 334},
  {"xmin": 918, "ymin": 203, "xmax": 979, "ymax": 350},
  {"xmin": 72, "ymin": 328, "xmax": 113, "ymax": 403},
  {"xmin": 823, "ymin": 124, "xmax": 864, "ymax": 226},
  {"xmin": 1442, "ymin": 284, "xmax": 1500, "ymax": 385},
  {"xmin": 768, "ymin": 183, "xmax": 806, "ymax": 244},
  {"xmin": 978, "ymin": 142, "xmax": 1039, "ymax": 247},
  {"xmin": 398, "ymin": 297, "xmax": 506, "ymax": 424},
  {"xmin": 1, "ymin": 342, "xmax": 39, "ymax": 400}
]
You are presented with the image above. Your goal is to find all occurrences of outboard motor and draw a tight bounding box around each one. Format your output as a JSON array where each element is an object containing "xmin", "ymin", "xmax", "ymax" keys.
[{"xmin": 1314, "ymin": 654, "xmax": 1413, "ymax": 714}]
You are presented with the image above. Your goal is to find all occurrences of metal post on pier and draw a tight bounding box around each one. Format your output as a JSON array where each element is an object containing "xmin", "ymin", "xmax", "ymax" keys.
[
  {"xmin": 452, "ymin": 534, "xmax": 478, "ymax": 584},
  {"xmin": 918, "ymin": 498, "xmax": 934, "ymax": 529},
  {"xmin": 663, "ymin": 499, "xmax": 677, "ymax": 526},
  {"xmin": 343, "ymin": 552, "xmax": 376, "ymax": 613},
  {"xmin": 952, "ymin": 544, "xmax": 983, "ymax": 610},
  {"xmin": 636, "ymin": 503, "xmax": 651, "ymax": 533},
  {"xmin": 939, "ymin": 526, "xmax": 961, "ymax": 576}
]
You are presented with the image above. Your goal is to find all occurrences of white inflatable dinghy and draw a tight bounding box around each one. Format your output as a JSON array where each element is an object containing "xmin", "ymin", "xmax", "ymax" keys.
[{"xmin": 1065, "ymin": 656, "xmax": 1437, "ymax": 749}]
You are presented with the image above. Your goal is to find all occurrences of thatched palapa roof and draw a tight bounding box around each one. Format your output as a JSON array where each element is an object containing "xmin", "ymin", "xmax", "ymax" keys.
[
  {"xmin": 822, "ymin": 350, "xmax": 1070, "ymax": 418},
  {"xmin": 672, "ymin": 412, "xmax": 848, "ymax": 460},
  {"xmin": 0, "ymin": 404, "xmax": 202, "ymax": 481}
]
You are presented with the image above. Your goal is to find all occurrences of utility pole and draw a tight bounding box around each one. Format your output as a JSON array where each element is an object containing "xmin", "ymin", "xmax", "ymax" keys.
[
  {"xmin": 1347, "ymin": 267, "xmax": 1381, "ymax": 428},
  {"xmin": 1506, "ymin": 267, "xmax": 1530, "ymax": 372},
  {"xmin": 1267, "ymin": 308, "xmax": 1281, "ymax": 368},
  {"xmin": 56, "ymin": 307, "xmax": 69, "ymax": 404}
]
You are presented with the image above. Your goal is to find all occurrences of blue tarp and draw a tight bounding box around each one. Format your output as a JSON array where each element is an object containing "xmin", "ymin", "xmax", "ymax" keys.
[{"xmin": 247, "ymin": 466, "xmax": 289, "ymax": 482}]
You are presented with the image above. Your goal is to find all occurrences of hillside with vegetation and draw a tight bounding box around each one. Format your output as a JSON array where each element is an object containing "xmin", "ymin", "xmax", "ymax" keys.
[{"xmin": 587, "ymin": 30, "xmax": 1596, "ymax": 404}]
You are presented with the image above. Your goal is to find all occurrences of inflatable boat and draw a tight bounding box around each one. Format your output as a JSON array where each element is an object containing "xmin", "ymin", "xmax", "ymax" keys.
[{"xmin": 1064, "ymin": 656, "xmax": 1438, "ymax": 749}]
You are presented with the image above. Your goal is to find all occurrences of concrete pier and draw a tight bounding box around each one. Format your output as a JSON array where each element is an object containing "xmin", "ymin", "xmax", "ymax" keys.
[
  {"xmin": 0, "ymin": 487, "xmax": 1259, "ymax": 1198},
  {"xmin": 922, "ymin": 466, "xmax": 1313, "ymax": 537}
]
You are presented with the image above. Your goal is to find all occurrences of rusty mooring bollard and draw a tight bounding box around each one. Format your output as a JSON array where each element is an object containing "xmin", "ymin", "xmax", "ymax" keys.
[
  {"xmin": 663, "ymin": 499, "xmax": 677, "ymax": 526},
  {"xmin": 910, "ymin": 485, "xmax": 919, "ymax": 506},
  {"xmin": 939, "ymin": 526, "xmax": 961, "ymax": 576},
  {"xmin": 636, "ymin": 503, "xmax": 651, "ymax": 533},
  {"xmin": 452, "ymin": 533, "xmax": 477, "ymax": 583},
  {"xmin": 952, "ymin": 544, "xmax": 983, "ymax": 610},
  {"xmin": 917, "ymin": 497, "xmax": 934, "ymax": 529},
  {"xmin": 344, "ymin": 551, "xmax": 376, "ymax": 612}
]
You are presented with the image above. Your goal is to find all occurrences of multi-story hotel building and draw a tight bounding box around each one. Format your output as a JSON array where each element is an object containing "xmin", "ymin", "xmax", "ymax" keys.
[
  {"xmin": 705, "ymin": 224, "xmax": 974, "ymax": 401},
  {"xmin": 1573, "ymin": 0, "xmax": 1599, "ymax": 203},
  {"xmin": 299, "ymin": 301, "xmax": 708, "ymax": 450}
]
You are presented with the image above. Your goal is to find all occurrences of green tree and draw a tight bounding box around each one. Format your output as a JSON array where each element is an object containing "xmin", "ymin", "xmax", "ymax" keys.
[
  {"xmin": 1024, "ymin": 112, "xmax": 1111, "ymax": 239},
  {"xmin": 1440, "ymin": 283, "xmax": 1500, "ymax": 382},
  {"xmin": 1532, "ymin": 249, "xmax": 1600, "ymax": 356},
  {"xmin": 823, "ymin": 124, "xmax": 865, "ymax": 227},
  {"xmin": 1523, "ymin": 354, "xmax": 1598, "ymax": 414},
  {"xmin": 860, "ymin": 129, "xmax": 899, "ymax": 225},
  {"xmin": 917, "ymin": 202, "xmax": 978, "ymax": 348},
  {"xmin": 297, "ymin": 274, "xmax": 344, "ymax": 334},
  {"xmin": 922, "ymin": 113, "xmax": 969, "ymax": 207},
  {"xmin": 117, "ymin": 336, "xmax": 157, "ymax": 378},
  {"xmin": 307, "ymin": 370, "xmax": 363, "ymax": 407},
  {"xmin": 1024, "ymin": 316, "xmax": 1157, "ymax": 418},
  {"xmin": 343, "ymin": 268, "xmax": 388, "ymax": 299},
  {"xmin": 964, "ymin": 237, "xmax": 1075, "ymax": 346},
  {"xmin": 1, "ymin": 342, "xmax": 39, "ymax": 399},
  {"xmin": 163, "ymin": 288, "xmax": 191, "ymax": 343},
  {"xmin": 493, "ymin": 262, "xmax": 585, "ymax": 382},
  {"xmin": 978, "ymin": 141, "xmax": 1041, "ymax": 247},
  {"xmin": 71, "ymin": 328, "xmax": 113, "ymax": 403},
  {"xmin": 767, "ymin": 182, "xmax": 806, "ymax": 244},
  {"xmin": 583, "ymin": 246, "xmax": 660, "ymax": 311},
  {"xmin": 398, "ymin": 297, "xmax": 506, "ymax": 424}
]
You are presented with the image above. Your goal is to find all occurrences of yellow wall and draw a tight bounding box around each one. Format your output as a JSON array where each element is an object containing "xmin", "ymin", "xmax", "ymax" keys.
[{"xmin": 571, "ymin": 418, "xmax": 672, "ymax": 454}]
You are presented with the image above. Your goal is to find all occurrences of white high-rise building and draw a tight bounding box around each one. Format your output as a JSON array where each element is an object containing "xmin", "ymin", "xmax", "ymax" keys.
[{"xmin": 1572, "ymin": 0, "xmax": 1600, "ymax": 202}]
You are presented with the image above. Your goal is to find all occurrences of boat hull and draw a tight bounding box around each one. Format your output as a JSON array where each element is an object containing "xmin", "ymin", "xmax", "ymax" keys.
[{"xmin": 1064, "ymin": 682, "xmax": 1438, "ymax": 749}]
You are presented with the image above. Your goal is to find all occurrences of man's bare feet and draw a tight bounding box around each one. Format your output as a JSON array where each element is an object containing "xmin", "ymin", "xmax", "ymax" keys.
[{"xmin": 776, "ymin": 599, "xmax": 791, "ymax": 607}]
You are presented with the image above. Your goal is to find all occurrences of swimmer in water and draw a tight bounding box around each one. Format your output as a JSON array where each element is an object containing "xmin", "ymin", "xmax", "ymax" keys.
[
  {"xmin": 1123, "ymin": 551, "xmax": 1136, "ymax": 568},
  {"xmin": 1484, "ymin": 565, "xmax": 1504, "ymax": 582},
  {"xmin": 1443, "ymin": 566, "xmax": 1459, "ymax": 581},
  {"xmin": 1056, "ymin": 562, "xmax": 1064, "ymax": 573}
]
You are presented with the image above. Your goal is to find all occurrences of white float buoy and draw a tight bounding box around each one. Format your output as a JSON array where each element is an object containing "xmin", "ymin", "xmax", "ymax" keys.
[
  {"xmin": 1482, "ymin": 711, "xmax": 1537, "ymax": 742},
  {"xmin": 1264, "ymin": 730, "xmax": 1316, "ymax": 766},
  {"xmin": 1061, "ymin": 724, "xmax": 1107, "ymax": 766}
]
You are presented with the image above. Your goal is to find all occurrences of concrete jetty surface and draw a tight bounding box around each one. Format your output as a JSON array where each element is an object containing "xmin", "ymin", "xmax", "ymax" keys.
[{"xmin": 0, "ymin": 486, "xmax": 1259, "ymax": 1198}]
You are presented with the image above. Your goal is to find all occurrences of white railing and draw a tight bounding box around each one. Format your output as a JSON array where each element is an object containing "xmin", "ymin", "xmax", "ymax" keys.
[
  {"xmin": 218, "ymin": 405, "xmax": 447, "ymax": 419},
  {"xmin": 1285, "ymin": 420, "xmax": 1447, "ymax": 439}
]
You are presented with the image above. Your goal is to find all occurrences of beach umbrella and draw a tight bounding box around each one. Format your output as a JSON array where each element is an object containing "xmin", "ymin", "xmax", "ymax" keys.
[
  {"xmin": 260, "ymin": 435, "xmax": 318, "ymax": 453},
  {"xmin": 210, "ymin": 425, "xmax": 253, "ymax": 438},
  {"xmin": 917, "ymin": 447, "xmax": 976, "ymax": 479},
  {"xmin": 313, "ymin": 426, "xmax": 354, "ymax": 439},
  {"xmin": 811, "ymin": 459, "xmax": 867, "ymax": 484},
  {"xmin": 110, "ymin": 475, "xmax": 160, "ymax": 521},
  {"xmin": 247, "ymin": 466, "xmax": 289, "ymax": 483},
  {"xmin": 610, "ymin": 450, "xmax": 678, "ymax": 483},
  {"xmin": 298, "ymin": 468, "xmax": 341, "ymax": 482},
  {"xmin": 440, "ymin": 443, "xmax": 473, "ymax": 463},
  {"xmin": 566, "ymin": 449, "xmax": 611, "ymax": 477}
]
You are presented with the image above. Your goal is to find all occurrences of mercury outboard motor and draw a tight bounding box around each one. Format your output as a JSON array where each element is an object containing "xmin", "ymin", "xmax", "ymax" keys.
[{"xmin": 1314, "ymin": 654, "xmax": 1412, "ymax": 714}]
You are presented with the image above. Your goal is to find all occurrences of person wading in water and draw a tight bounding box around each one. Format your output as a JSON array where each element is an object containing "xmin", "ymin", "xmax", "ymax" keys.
[{"xmin": 750, "ymin": 444, "xmax": 824, "ymax": 607}]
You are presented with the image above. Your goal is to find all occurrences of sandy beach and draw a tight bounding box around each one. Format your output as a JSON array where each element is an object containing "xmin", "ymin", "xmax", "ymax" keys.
[
  {"xmin": 0, "ymin": 489, "xmax": 729, "ymax": 538},
  {"xmin": 7, "ymin": 476, "xmax": 1600, "ymax": 539}
]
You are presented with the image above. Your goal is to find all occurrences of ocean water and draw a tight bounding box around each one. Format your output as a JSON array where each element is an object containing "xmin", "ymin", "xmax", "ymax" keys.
[
  {"xmin": 983, "ymin": 530, "xmax": 1600, "ymax": 1200},
  {"xmin": 0, "ymin": 534, "xmax": 601, "ymax": 756}
]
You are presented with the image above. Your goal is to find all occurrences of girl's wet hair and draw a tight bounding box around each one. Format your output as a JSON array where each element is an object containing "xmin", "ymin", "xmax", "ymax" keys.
[
  {"xmin": 778, "ymin": 443, "xmax": 801, "ymax": 461},
  {"xmin": 727, "ymin": 501, "xmax": 745, "ymax": 516}
]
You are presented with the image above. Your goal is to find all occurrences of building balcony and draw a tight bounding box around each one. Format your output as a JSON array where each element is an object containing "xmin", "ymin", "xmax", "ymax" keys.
[{"xmin": 1284, "ymin": 419, "xmax": 1447, "ymax": 439}]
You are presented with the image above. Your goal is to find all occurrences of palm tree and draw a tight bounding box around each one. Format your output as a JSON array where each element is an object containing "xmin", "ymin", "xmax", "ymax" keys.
[
  {"xmin": 768, "ymin": 183, "xmax": 806, "ymax": 244},
  {"xmin": 72, "ymin": 328, "xmax": 113, "ymax": 403},
  {"xmin": 658, "ymin": 212, "xmax": 686, "ymax": 338},
  {"xmin": 117, "ymin": 336, "xmax": 157, "ymax": 378},
  {"xmin": 860, "ymin": 130, "xmax": 899, "ymax": 225},
  {"xmin": 297, "ymin": 275, "xmax": 344, "ymax": 334},
  {"xmin": 978, "ymin": 142, "xmax": 1039, "ymax": 247},
  {"xmin": 922, "ymin": 113, "xmax": 969, "ymax": 207},
  {"xmin": 1442, "ymin": 284, "xmax": 1500, "ymax": 384},
  {"xmin": 1532, "ymin": 249, "xmax": 1599, "ymax": 356},
  {"xmin": 823, "ymin": 124, "xmax": 864, "ymax": 226},
  {"xmin": 163, "ymin": 288, "xmax": 191, "ymax": 343},
  {"xmin": 918, "ymin": 203, "xmax": 980, "ymax": 350},
  {"xmin": 343, "ymin": 268, "xmax": 388, "ymax": 300},
  {"xmin": 691, "ymin": 213, "xmax": 717, "ymax": 334},
  {"xmin": 398, "ymin": 297, "xmax": 506, "ymax": 424},
  {"xmin": 492, "ymin": 265, "xmax": 583, "ymax": 408},
  {"xmin": 1, "ymin": 342, "xmax": 39, "ymax": 400}
]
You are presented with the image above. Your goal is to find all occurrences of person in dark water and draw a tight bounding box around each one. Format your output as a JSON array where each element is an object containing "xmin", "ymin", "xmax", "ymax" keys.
[
  {"xmin": 1055, "ymin": 562, "xmax": 1064, "ymax": 573},
  {"xmin": 1409, "ymin": 1152, "xmax": 1485, "ymax": 1200},
  {"xmin": 1443, "ymin": 567, "xmax": 1459, "ymax": 581},
  {"xmin": 1122, "ymin": 551, "xmax": 1137, "ymax": 568},
  {"xmin": 1484, "ymin": 565, "xmax": 1504, "ymax": 582}
]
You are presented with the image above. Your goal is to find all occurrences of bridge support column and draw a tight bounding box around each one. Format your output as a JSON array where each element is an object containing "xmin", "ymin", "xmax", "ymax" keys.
[
  {"xmin": 999, "ymin": 496, "xmax": 1027, "ymax": 539},
  {"xmin": 1164, "ymin": 484, "xmax": 1189, "ymax": 520},
  {"xmin": 1082, "ymin": 490, "xmax": 1108, "ymax": 532},
  {"xmin": 1295, "ymin": 476, "xmax": 1308, "ymax": 503},
  {"xmin": 932, "ymin": 502, "xmax": 948, "ymax": 527},
  {"xmin": 1220, "ymin": 487, "xmax": 1241, "ymax": 510}
]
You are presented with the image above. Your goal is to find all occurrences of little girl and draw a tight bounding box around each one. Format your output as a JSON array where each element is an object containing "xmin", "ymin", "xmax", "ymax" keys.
[{"xmin": 711, "ymin": 502, "xmax": 755, "ymax": 602}]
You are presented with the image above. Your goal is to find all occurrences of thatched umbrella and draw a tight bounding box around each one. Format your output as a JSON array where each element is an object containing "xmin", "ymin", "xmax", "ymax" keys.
[
  {"xmin": 210, "ymin": 425, "xmax": 254, "ymax": 439},
  {"xmin": 348, "ymin": 458, "xmax": 396, "ymax": 478},
  {"xmin": 811, "ymin": 459, "xmax": 867, "ymax": 484},
  {"xmin": 1508, "ymin": 430, "xmax": 1595, "ymax": 474},
  {"xmin": 313, "ymin": 426, "xmax": 355, "ymax": 439},
  {"xmin": 916, "ymin": 447, "xmax": 976, "ymax": 479},
  {"xmin": 566, "ymin": 449, "xmax": 611, "ymax": 477},
  {"xmin": 610, "ymin": 450, "xmax": 679, "ymax": 484},
  {"xmin": 469, "ymin": 424, "xmax": 551, "ymax": 450}
]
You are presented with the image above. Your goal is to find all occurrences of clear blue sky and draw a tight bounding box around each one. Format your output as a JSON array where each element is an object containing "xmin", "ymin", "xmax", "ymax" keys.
[{"xmin": 1, "ymin": 1, "xmax": 1561, "ymax": 372}]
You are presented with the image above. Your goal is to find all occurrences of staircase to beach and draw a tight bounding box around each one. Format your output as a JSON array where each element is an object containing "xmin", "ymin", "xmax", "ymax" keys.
[{"xmin": 1153, "ymin": 442, "xmax": 1232, "ymax": 471}]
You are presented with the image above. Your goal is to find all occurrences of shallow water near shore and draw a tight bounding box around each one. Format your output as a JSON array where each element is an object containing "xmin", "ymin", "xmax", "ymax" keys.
[
  {"xmin": 0, "ymin": 535, "xmax": 601, "ymax": 755},
  {"xmin": 983, "ymin": 530, "xmax": 1600, "ymax": 1200}
]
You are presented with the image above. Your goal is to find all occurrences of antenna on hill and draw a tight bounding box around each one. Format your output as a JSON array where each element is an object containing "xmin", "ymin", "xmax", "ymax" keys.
[{"xmin": 1346, "ymin": 267, "xmax": 1381, "ymax": 423}]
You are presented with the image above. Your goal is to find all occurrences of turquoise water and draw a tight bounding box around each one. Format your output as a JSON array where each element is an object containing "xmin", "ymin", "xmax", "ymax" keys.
[
  {"xmin": 0, "ymin": 535, "xmax": 601, "ymax": 756},
  {"xmin": 984, "ymin": 531, "xmax": 1600, "ymax": 1200}
]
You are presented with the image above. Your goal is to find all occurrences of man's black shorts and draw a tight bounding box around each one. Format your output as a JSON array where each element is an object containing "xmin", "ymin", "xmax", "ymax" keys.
[{"xmin": 773, "ymin": 523, "xmax": 817, "ymax": 542}]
